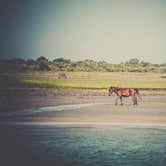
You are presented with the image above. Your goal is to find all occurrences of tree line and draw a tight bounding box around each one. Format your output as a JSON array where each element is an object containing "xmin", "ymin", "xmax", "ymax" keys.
[{"xmin": 0, "ymin": 56, "xmax": 166, "ymax": 73}]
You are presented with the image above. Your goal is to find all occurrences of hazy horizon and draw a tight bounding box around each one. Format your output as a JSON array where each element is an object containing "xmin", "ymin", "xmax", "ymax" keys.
[
  {"xmin": 1, "ymin": 0, "xmax": 166, "ymax": 64},
  {"xmin": 0, "ymin": 55, "xmax": 165, "ymax": 64}
]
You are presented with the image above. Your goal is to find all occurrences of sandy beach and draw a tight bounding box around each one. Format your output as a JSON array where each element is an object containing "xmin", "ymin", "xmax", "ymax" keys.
[{"xmin": 1, "ymin": 93, "xmax": 166, "ymax": 125}]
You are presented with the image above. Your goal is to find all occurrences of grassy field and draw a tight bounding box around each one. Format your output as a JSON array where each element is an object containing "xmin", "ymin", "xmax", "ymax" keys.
[{"xmin": 1, "ymin": 71, "xmax": 166, "ymax": 95}]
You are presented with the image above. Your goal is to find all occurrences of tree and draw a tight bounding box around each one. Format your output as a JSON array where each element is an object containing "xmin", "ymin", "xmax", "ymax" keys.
[
  {"xmin": 128, "ymin": 58, "xmax": 139, "ymax": 65},
  {"xmin": 53, "ymin": 58, "xmax": 71, "ymax": 63},
  {"xmin": 140, "ymin": 61, "xmax": 150, "ymax": 67},
  {"xmin": 26, "ymin": 59, "xmax": 35, "ymax": 65},
  {"xmin": 36, "ymin": 56, "xmax": 50, "ymax": 71},
  {"xmin": 36, "ymin": 56, "xmax": 49, "ymax": 63}
]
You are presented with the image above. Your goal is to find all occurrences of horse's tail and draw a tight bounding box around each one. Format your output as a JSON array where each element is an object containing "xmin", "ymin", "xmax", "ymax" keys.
[{"xmin": 135, "ymin": 88, "xmax": 143, "ymax": 101}]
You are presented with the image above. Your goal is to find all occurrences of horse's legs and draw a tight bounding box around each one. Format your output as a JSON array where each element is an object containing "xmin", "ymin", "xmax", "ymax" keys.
[
  {"xmin": 134, "ymin": 97, "xmax": 138, "ymax": 105},
  {"xmin": 120, "ymin": 96, "xmax": 123, "ymax": 105},
  {"xmin": 132, "ymin": 96, "xmax": 135, "ymax": 105},
  {"xmin": 115, "ymin": 96, "xmax": 119, "ymax": 105},
  {"xmin": 132, "ymin": 95, "xmax": 137, "ymax": 105}
]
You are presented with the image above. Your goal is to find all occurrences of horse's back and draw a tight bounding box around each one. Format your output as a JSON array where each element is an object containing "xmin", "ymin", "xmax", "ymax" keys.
[
  {"xmin": 116, "ymin": 88, "xmax": 129, "ymax": 96},
  {"xmin": 117, "ymin": 88, "xmax": 135, "ymax": 96}
]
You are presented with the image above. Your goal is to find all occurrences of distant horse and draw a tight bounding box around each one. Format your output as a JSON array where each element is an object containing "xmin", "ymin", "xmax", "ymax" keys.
[
  {"xmin": 108, "ymin": 87, "xmax": 142, "ymax": 105},
  {"xmin": 58, "ymin": 72, "xmax": 67, "ymax": 79}
]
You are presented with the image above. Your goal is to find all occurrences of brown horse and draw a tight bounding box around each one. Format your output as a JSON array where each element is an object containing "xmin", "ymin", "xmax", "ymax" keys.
[
  {"xmin": 108, "ymin": 87, "xmax": 142, "ymax": 105},
  {"xmin": 57, "ymin": 72, "xmax": 67, "ymax": 79}
]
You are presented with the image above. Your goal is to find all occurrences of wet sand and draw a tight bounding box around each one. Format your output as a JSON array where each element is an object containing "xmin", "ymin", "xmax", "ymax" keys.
[
  {"xmin": 0, "ymin": 94, "xmax": 166, "ymax": 166},
  {"xmin": 1, "ymin": 94, "xmax": 166, "ymax": 125}
]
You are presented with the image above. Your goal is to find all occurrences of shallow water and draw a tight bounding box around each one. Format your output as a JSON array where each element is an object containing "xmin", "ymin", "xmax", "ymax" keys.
[
  {"xmin": 2, "ymin": 103, "xmax": 99, "ymax": 117},
  {"xmin": 1, "ymin": 124, "xmax": 166, "ymax": 166}
]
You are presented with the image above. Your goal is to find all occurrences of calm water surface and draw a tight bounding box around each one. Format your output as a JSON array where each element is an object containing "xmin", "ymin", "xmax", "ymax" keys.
[{"xmin": 1, "ymin": 124, "xmax": 166, "ymax": 166}]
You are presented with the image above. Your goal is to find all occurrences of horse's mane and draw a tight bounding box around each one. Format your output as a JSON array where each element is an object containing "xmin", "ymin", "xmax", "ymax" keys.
[{"xmin": 109, "ymin": 86, "xmax": 119, "ymax": 89}]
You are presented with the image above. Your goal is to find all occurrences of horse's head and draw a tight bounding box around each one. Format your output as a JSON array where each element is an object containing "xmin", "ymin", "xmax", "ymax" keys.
[{"xmin": 108, "ymin": 86, "xmax": 114, "ymax": 96}]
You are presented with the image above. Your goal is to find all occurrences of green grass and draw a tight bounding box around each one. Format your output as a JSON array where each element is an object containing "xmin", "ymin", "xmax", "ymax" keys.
[
  {"xmin": 1, "ymin": 71, "xmax": 166, "ymax": 95},
  {"xmin": 20, "ymin": 71, "xmax": 166, "ymax": 88}
]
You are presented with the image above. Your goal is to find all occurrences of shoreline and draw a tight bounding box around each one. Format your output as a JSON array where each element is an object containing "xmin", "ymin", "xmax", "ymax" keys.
[
  {"xmin": 1, "ymin": 121, "xmax": 166, "ymax": 128},
  {"xmin": 0, "ymin": 95, "xmax": 166, "ymax": 125}
]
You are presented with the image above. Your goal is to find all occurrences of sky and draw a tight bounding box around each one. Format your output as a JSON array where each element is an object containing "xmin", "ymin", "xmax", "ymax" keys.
[{"xmin": 0, "ymin": 0, "xmax": 166, "ymax": 63}]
